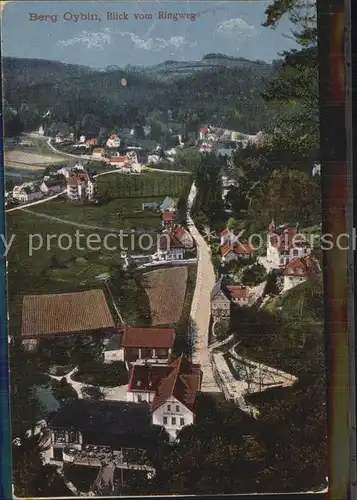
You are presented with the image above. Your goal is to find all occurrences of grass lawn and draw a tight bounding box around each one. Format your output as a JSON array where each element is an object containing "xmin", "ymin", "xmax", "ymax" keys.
[
  {"xmin": 72, "ymin": 361, "xmax": 129, "ymax": 387},
  {"xmin": 29, "ymin": 196, "xmax": 163, "ymax": 231},
  {"xmin": 20, "ymin": 136, "xmax": 68, "ymax": 159}
]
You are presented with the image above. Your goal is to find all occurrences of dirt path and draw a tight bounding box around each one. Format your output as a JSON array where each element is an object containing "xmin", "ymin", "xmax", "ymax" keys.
[{"xmin": 187, "ymin": 183, "xmax": 221, "ymax": 393}]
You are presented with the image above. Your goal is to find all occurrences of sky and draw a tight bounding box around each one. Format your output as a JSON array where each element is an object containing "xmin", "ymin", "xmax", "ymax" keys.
[{"xmin": 1, "ymin": 1, "xmax": 300, "ymax": 68}]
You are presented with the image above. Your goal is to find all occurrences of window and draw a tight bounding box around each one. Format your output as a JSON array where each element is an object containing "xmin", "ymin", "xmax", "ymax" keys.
[
  {"xmin": 163, "ymin": 417, "xmax": 168, "ymax": 425},
  {"xmin": 293, "ymin": 249, "xmax": 298, "ymax": 256},
  {"xmin": 176, "ymin": 405, "xmax": 180, "ymax": 412},
  {"xmin": 172, "ymin": 417, "xmax": 176, "ymax": 425},
  {"xmin": 137, "ymin": 395, "xmax": 142, "ymax": 402},
  {"xmin": 180, "ymin": 418, "xmax": 185, "ymax": 426},
  {"xmin": 167, "ymin": 404, "xmax": 171, "ymax": 411}
]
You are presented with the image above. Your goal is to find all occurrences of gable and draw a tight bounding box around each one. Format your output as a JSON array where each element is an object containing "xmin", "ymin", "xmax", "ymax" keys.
[{"xmin": 212, "ymin": 290, "xmax": 230, "ymax": 303}]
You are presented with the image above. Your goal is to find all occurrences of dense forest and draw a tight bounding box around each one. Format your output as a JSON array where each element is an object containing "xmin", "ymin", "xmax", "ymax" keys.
[{"xmin": 3, "ymin": 54, "xmax": 280, "ymax": 138}]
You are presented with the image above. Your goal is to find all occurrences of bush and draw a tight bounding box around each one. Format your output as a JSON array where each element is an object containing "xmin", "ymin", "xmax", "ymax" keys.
[
  {"xmin": 214, "ymin": 319, "xmax": 230, "ymax": 340},
  {"xmin": 240, "ymin": 263, "xmax": 267, "ymax": 286},
  {"xmin": 50, "ymin": 378, "xmax": 78, "ymax": 402}
]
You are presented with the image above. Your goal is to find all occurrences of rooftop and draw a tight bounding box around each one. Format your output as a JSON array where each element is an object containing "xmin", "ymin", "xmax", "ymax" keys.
[
  {"xmin": 152, "ymin": 356, "xmax": 202, "ymax": 412},
  {"xmin": 158, "ymin": 233, "xmax": 186, "ymax": 250},
  {"xmin": 220, "ymin": 243, "xmax": 253, "ymax": 257},
  {"xmin": 161, "ymin": 212, "xmax": 176, "ymax": 222},
  {"xmin": 21, "ymin": 289, "xmax": 115, "ymax": 337},
  {"xmin": 121, "ymin": 326, "xmax": 175, "ymax": 349},
  {"xmin": 283, "ymin": 256, "xmax": 316, "ymax": 277},
  {"xmin": 49, "ymin": 399, "xmax": 154, "ymax": 436}
]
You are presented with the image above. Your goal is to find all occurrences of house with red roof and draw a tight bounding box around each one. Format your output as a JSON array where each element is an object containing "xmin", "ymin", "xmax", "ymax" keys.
[
  {"xmin": 161, "ymin": 211, "xmax": 177, "ymax": 228},
  {"xmin": 67, "ymin": 173, "xmax": 96, "ymax": 201},
  {"xmin": 104, "ymin": 326, "xmax": 175, "ymax": 363},
  {"xmin": 220, "ymin": 242, "xmax": 253, "ymax": 262},
  {"xmin": 267, "ymin": 220, "xmax": 311, "ymax": 268},
  {"xmin": 210, "ymin": 276, "xmax": 253, "ymax": 320},
  {"xmin": 282, "ymin": 255, "xmax": 320, "ymax": 292},
  {"xmin": 127, "ymin": 355, "xmax": 202, "ymax": 442},
  {"xmin": 172, "ymin": 226, "xmax": 194, "ymax": 248},
  {"xmin": 92, "ymin": 147, "xmax": 105, "ymax": 159},
  {"xmin": 156, "ymin": 232, "xmax": 186, "ymax": 261}
]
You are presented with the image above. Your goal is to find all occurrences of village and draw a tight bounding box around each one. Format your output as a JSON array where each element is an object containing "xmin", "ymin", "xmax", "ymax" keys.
[{"xmin": 4, "ymin": 116, "xmax": 325, "ymax": 496}]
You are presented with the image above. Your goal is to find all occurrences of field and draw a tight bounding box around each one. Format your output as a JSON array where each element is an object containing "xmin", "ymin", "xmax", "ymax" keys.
[
  {"xmin": 28, "ymin": 170, "xmax": 191, "ymax": 230},
  {"xmin": 6, "ymin": 170, "xmax": 192, "ymax": 336},
  {"xmin": 141, "ymin": 266, "xmax": 188, "ymax": 325}
]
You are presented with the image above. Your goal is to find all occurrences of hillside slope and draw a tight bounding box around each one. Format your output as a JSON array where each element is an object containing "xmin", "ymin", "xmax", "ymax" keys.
[{"xmin": 3, "ymin": 55, "xmax": 279, "ymax": 135}]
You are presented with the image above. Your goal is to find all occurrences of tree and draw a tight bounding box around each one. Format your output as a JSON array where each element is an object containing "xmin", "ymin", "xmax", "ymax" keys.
[
  {"xmin": 3, "ymin": 104, "xmax": 23, "ymax": 139},
  {"xmin": 240, "ymin": 263, "xmax": 267, "ymax": 286},
  {"xmin": 214, "ymin": 319, "xmax": 230, "ymax": 340}
]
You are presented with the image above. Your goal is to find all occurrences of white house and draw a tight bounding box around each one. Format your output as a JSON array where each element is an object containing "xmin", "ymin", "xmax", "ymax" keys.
[
  {"xmin": 106, "ymin": 134, "xmax": 121, "ymax": 148},
  {"xmin": 92, "ymin": 147, "xmax": 105, "ymax": 159},
  {"xmin": 13, "ymin": 185, "xmax": 42, "ymax": 203},
  {"xmin": 267, "ymin": 220, "xmax": 311, "ymax": 268},
  {"xmin": 157, "ymin": 233, "xmax": 185, "ymax": 261},
  {"xmin": 107, "ymin": 155, "xmax": 129, "ymax": 168},
  {"xmin": 55, "ymin": 134, "xmax": 65, "ymax": 144},
  {"xmin": 57, "ymin": 166, "xmax": 73, "ymax": 178},
  {"xmin": 104, "ymin": 327, "xmax": 175, "ymax": 364},
  {"xmin": 220, "ymin": 242, "xmax": 253, "ymax": 262},
  {"xmin": 127, "ymin": 355, "xmax": 202, "ymax": 442},
  {"xmin": 79, "ymin": 135, "xmax": 86, "ymax": 143},
  {"xmin": 40, "ymin": 177, "xmax": 65, "ymax": 195},
  {"xmin": 282, "ymin": 256, "xmax": 319, "ymax": 292},
  {"xmin": 148, "ymin": 154, "xmax": 160, "ymax": 164},
  {"xmin": 67, "ymin": 173, "xmax": 95, "ymax": 201}
]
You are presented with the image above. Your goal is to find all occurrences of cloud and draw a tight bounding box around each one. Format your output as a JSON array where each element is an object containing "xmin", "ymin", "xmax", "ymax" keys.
[
  {"xmin": 216, "ymin": 18, "xmax": 257, "ymax": 38},
  {"xmin": 58, "ymin": 29, "xmax": 112, "ymax": 49},
  {"xmin": 120, "ymin": 32, "xmax": 196, "ymax": 51}
]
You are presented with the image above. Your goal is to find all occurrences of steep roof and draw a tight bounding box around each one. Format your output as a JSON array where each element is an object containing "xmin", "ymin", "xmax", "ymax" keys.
[
  {"xmin": 226, "ymin": 285, "xmax": 249, "ymax": 300},
  {"xmin": 158, "ymin": 233, "xmax": 186, "ymax": 250},
  {"xmin": 220, "ymin": 243, "xmax": 253, "ymax": 257},
  {"xmin": 151, "ymin": 356, "xmax": 202, "ymax": 412},
  {"xmin": 283, "ymin": 256, "xmax": 316, "ymax": 278},
  {"xmin": 128, "ymin": 364, "xmax": 171, "ymax": 393},
  {"xmin": 210, "ymin": 276, "xmax": 225, "ymax": 301},
  {"xmin": 121, "ymin": 326, "xmax": 175, "ymax": 349}
]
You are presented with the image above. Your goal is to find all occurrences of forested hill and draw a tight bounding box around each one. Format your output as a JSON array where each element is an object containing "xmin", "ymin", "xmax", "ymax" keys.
[{"xmin": 3, "ymin": 55, "xmax": 280, "ymax": 136}]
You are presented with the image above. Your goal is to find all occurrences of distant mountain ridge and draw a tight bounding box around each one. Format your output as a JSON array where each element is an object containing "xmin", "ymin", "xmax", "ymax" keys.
[{"xmin": 3, "ymin": 54, "xmax": 279, "ymax": 135}]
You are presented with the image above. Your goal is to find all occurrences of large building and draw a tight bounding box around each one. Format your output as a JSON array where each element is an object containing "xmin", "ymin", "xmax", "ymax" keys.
[
  {"xmin": 21, "ymin": 289, "xmax": 116, "ymax": 349},
  {"xmin": 46, "ymin": 399, "xmax": 163, "ymax": 469},
  {"xmin": 103, "ymin": 326, "xmax": 175, "ymax": 363},
  {"xmin": 266, "ymin": 220, "xmax": 311, "ymax": 268},
  {"xmin": 127, "ymin": 355, "xmax": 202, "ymax": 442}
]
